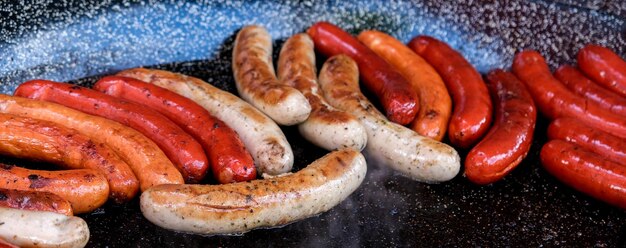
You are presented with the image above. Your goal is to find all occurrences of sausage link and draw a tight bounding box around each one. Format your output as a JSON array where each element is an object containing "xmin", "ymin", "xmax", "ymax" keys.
[
  {"xmin": 307, "ymin": 22, "xmax": 419, "ymax": 125},
  {"xmin": 0, "ymin": 207, "xmax": 90, "ymax": 248},
  {"xmin": 14, "ymin": 80, "xmax": 208, "ymax": 183},
  {"xmin": 577, "ymin": 44, "xmax": 626, "ymax": 97},
  {"xmin": 554, "ymin": 65, "xmax": 626, "ymax": 116},
  {"xmin": 547, "ymin": 118, "xmax": 626, "ymax": 165},
  {"xmin": 0, "ymin": 94, "xmax": 183, "ymax": 191},
  {"xmin": 464, "ymin": 69, "xmax": 537, "ymax": 185},
  {"xmin": 0, "ymin": 188, "xmax": 73, "ymax": 216},
  {"xmin": 0, "ymin": 113, "xmax": 135, "ymax": 203},
  {"xmin": 358, "ymin": 30, "xmax": 452, "ymax": 141},
  {"xmin": 140, "ymin": 149, "xmax": 366, "ymax": 234},
  {"xmin": 94, "ymin": 76, "xmax": 256, "ymax": 183},
  {"xmin": 318, "ymin": 55, "xmax": 460, "ymax": 183},
  {"xmin": 232, "ymin": 25, "xmax": 311, "ymax": 126},
  {"xmin": 512, "ymin": 50, "xmax": 626, "ymax": 138},
  {"xmin": 116, "ymin": 68, "xmax": 294, "ymax": 176},
  {"xmin": 277, "ymin": 33, "xmax": 367, "ymax": 151},
  {"xmin": 0, "ymin": 164, "xmax": 108, "ymax": 214},
  {"xmin": 540, "ymin": 140, "xmax": 626, "ymax": 209},
  {"xmin": 408, "ymin": 35, "xmax": 492, "ymax": 148}
]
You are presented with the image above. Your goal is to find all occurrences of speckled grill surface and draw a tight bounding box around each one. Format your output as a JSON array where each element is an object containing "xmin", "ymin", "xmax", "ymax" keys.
[{"xmin": 0, "ymin": 0, "xmax": 625, "ymax": 247}]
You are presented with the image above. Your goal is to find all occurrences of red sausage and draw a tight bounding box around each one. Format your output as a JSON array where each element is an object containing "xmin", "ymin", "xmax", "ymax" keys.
[
  {"xmin": 307, "ymin": 22, "xmax": 418, "ymax": 125},
  {"xmin": 94, "ymin": 76, "xmax": 256, "ymax": 183},
  {"xmin": 540, "ymin": 140, "xmax": 626, "ymax": 209},
  {"xmin": 0, "ymin": 188, "xmax": 73, "ymax": 216},
  {"xmin": 464, "ymin": 69, "xmax": 536, "ymax": 185},
  {"xmin": 408, "ymin": 35, "xmax": 493, "ymax": 148},
  {"xmin": 14, "ymin": 80, "xmax": 209, "ymax": 183},
  {"xmin": 577, "ymin": 44, "xmax": 626, "ymax": 97},
  {"xmin": 554, "ymin": 65, "xmax": 626, "ymax": 116},
  {"xmin": 512, "ymin": 50, "xmax": 626, "ymax": 139},
  {"xmin": 547, "ymin": 118, "xmax": 626, "ymax": 165}
]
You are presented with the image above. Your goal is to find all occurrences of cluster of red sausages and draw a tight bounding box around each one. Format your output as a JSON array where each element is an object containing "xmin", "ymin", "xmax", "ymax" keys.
[
  {"xmin": 308, "ymin": 22, "xmax": 626, "ymax": 209},
  {"xmin": 1, "ymin": 21, "xmax": 625, "ymax": 241}
]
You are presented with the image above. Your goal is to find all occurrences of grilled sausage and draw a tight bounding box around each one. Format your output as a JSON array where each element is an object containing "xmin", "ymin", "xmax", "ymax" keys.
[
  {"xmin": 577, "ymin": 44, "xmax": 626, "ymax": 97},
  {"xmin": 464, "ymin": 70, "xmax": 537, "ymax": 185},
  {"xmin": 0, "ymin": 113, "xmax": 135, "ymax": 203},
  {"xmin": 307, "ymin": 22, "xmax": 419, "ymax": 125},
  {"xmin": 0, "ymin": 94, "xmax": 183, "ymax": 191},
  {"xmin": 0, "ymin": 237, "xmax": 18, "ymax": 248},
  {"xmin": 140, "ymin": 149, "xmax": 366, "ymax": 234},
  {"xmin": 318, "ymin": 55, "xmax": 460, "ymax": 183},
  {"xmin": 547, "ymin": 118, "xmax": 625, "ymax": 165},
  {"xmin": 0, "ymin": 164, "xmax": 108, "ymax": 214},
  {"xmin": 232, "ymin": 25, "xmax": 311, "ymax": 126},
  {"xmin": 0, "ymin": 207, "xmax": 89, "ymax": 248},
  {"xmin": 408, "ymin": 35, "xmax": 492, "ymax": 148},
  {"xmin": 14, "ymin": 80, "xmax": 208, "ymax": 183},
  {"xmin": 512, "ymin": 50, "xmax": 626, "ymax": 139},
  {"xmin": 358, "ymin": 30, "xmax": 452, "ymax": 141},
  {"xmin": 554, "ymin": 65, "xmax": 626, "ymax": 116},
  {"xmin": 0, "ymin": 188, "xmax": 73, "ymax": 216},
  {"xmin": 116, "ymin": 68, "xmax": 294, "ymax": 176},
  {"xmin": 541, "ymin": 140, "xmax": 626, "ymax": 209},
  {"xmin": 277, "ymin": 33, "xmax": 367, "ymax": 151},
  {"xmin": 94, "ymin": 76, "xmax": 256, "ymax": 184}
]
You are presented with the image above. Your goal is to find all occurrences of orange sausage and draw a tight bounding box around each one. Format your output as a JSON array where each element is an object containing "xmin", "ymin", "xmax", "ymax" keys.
[
  {"xmin": 14, "ymin": 80, "xmax": 208, "ymax": 183},
  {"xmin": 408, "ymin": 35, "xmax": 492, "ymax": 148},
  {"xmin": 358, "ymin": 30, "xmax": 451, "ymax": 141},
  {"xmin": 0, "ymin": 164, "xmax": 109, "ymax": 214},
  {"xmin": 577, "ymin": 44, "xmax": 626, "ymax": 97},
  {"xmin": 0, "ymin": 188, "xmax": 73, "ymax": 216},
  {"xmin": 0, "ymin": 94, "xmax": 183, "ymax": 192},
  {"xmin": 0, "ymin": 113, "xmax": 137, "ymax": 202},
  {"xmin": 512, "ymin": 50, "xmax": 626, "ymax": 139}
]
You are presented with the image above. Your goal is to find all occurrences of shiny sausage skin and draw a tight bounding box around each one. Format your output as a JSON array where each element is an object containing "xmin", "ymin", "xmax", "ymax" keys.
[
  {"xmin": 232, "ymin": 25, "xmax": 311, "ymax": 126},
  {"xmin": 554, "ymin": 65, "xmax": 626, "ymax": 116},
  {"xmin": 408, "ymin": 35, "xmax": 493, "ymax": 148},
  {"xmin": 547, "ymin": 118, "xmax": 626, "ymax": 165},
  {"xmin": 14, "ymin": 80, "xmax": 208, "ymax": 183},
  {"xmin": 540, "ymin": 140, "xmax": 626, "ymax": 209},
  {"xmin": 0, "ymin": 164, "xmax": 108, "ymax": 214},
  {"xmin": 307, "ymin": 22, "xmax": 419, "ymax": 125},
  {"xmin": 140, "ymin": 149, "xmax": 366, "ymax": 234},
  {"xmin": 465, "ymin": 70, "xmax": 537, "ymax": 185},
  {"xmin": 277, "ymin": 33, "xmax": 367, "ymax": 151},
  {"xmin": 0, "ymin": 94, "xmax": 183, "ymax": 191},
  {"xmin": 0, "ymin": 207, "xmax": 89, "ymax": 248},
  {"xmin": 0, "ymin": 113, "xmax": 135, "ymax": 203},
  {"xmin": 94, "ymin": 76, "xmax": 256, "ymax": 183},
  {"xmin": 0, "ymin": 188, "xmax": 73, "ymax": 216},
  {"xmin": 577, "ymin": 44, "xmax": 626, "ymax": 97},
  {"xmin": 0, "ymin": 237, "xmax": 18, "ymax": 248},
  {"xmin": 512, "ymin": 50, "xmax": 626, "ymax": 139},
  {"xmin": 358, "ymin": 30, "xmax": 452, "ymax": 141},
  {"xmin": 318, "ymin": 55, "xmax": 460, "ymax": 183},
  {"xmin": 117, "ymin": 68, "xmax": 294, "ymax": 176}
]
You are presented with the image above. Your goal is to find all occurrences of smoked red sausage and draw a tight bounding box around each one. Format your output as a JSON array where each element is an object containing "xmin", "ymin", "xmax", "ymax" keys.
[
  {"xmin": 464, "ymin": 69, "xmax": 536, "ymax": 185},
  {"xmin": 94, "ymin": 76, "xmax": 256, "ymax": 183},
  {"xmin": 14, "ymin": 80, "xmax": 209, "ymax": 183},
  {"xmin": 541, "ymin": 140, "xmax": 626, "ymax": 209},
  {"xmin": 408, "ymin": 35, "xmax": 492, "ymax": 148},
  {"xmin": 307, "ymin": 22, "xmax": 419, "ymax": 125},
  {"xmin": 512, "ymin": 50, "xmax": 626, "ymax": 139},
  {"xmin": 577, "ymin": 44, "xmax": 626, "ymax": 97}
]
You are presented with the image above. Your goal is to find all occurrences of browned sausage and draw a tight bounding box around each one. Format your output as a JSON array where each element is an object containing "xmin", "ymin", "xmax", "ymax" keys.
[
  {"xmin": 0, "ymin": 188, "xmax": 73, "ymax": 216},
  {"xmin": 0, "ymin": 164, "xmax": 109, "ymax": 214},
  {"xmin": 0, "ymin": 112, "xmax": 137, "ymax": 202}
]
